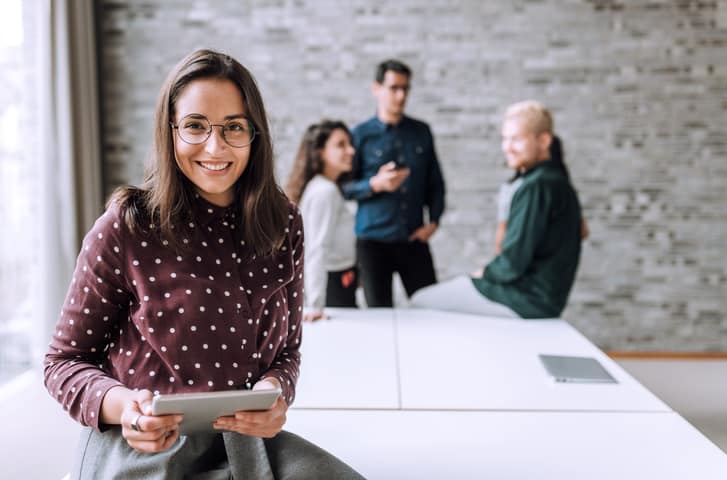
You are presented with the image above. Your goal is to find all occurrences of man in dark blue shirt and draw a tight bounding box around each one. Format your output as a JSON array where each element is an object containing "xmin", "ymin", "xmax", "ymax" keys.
[{"xmin": 343, "ymin": 59, "xmax": 446, "ymax": 307}]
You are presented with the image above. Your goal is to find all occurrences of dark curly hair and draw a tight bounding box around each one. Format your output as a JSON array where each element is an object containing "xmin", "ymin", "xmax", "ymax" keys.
[{"xmin": 285, "ymin": 120, "xmax": 351, "ymax": 204}]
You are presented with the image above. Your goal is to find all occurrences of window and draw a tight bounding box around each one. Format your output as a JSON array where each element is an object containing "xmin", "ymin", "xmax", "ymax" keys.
[{"xmin": 0, "ymin": 0, "xmax": 37, "ymax": 385}]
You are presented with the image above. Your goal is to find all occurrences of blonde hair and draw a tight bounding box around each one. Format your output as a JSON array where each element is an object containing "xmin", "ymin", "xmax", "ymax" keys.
[{"xmin": 504, "ymin": 100, "xmax": 554, "ymax": 136}]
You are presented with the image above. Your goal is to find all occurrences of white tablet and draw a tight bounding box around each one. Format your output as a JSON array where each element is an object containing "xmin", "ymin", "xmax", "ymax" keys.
[
  {"xmin": 539, "ymin": 354, "xmax": 618, "ymax": 384},
  {"xmin": 151, "ymin": 388, "xmax": 281, "ymax": 435}
]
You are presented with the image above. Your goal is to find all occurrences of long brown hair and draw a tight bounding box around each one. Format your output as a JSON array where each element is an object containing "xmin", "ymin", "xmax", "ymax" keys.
[
  {"xmin": 285, "ymin": 119, "xmax": 351, "ymax": 204},
  {"xmin": 111, "ymin": 49, "xmax": 289, "ymax": 255}
]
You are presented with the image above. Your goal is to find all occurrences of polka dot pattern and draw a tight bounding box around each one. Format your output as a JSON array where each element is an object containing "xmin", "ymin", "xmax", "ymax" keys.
[{"xmin": 43, "ymin": 197, "xmax": 304, "ymax": 429}]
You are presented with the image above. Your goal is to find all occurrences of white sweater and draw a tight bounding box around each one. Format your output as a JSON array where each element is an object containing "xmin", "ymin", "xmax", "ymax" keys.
[{"xmin": 298, "ymin": 175, "xmax": 356, "ymax": 310}]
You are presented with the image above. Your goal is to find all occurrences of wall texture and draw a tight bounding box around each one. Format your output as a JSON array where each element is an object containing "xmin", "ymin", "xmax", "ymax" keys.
[{"xmin": 97, "ymin": 0, "xmax": 727, "ymax": 351}]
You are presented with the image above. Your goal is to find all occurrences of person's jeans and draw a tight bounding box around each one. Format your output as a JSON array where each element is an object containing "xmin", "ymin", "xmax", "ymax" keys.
[{"xmin": 356, "ymin": 237, "xmax": 437, "ymax": 307}]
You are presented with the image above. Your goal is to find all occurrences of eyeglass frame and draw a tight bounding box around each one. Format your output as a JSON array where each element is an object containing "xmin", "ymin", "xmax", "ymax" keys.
[{"xmin": 170, "ymin": 114, "xmax": 257, "ymax": 148}]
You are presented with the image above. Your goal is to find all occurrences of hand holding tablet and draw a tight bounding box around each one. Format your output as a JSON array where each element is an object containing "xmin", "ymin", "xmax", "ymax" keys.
[{"xmin": 151, "ymin": 388, "xmax": 282, "ymax": 435}]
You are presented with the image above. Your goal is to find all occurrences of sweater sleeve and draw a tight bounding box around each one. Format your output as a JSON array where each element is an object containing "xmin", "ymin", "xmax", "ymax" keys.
[
  {"xmin": 43, "ymin": 206, "xmax": 130, "ymax": 429},
  {"xmin": 342, "ymin": 129, "xmax": 375, "ymax": 201},
  {"xmin": 261, "ymin": 207, "xmax": 304, "ymax": 405},
  {"xmin": 300, "ymin": 182, "xmax": 339, "ymax": 310},
  {"xmin": 341, "ymin": 178, "xmax": 374, "ymax": 201},
  {"xmin": 482, "ymin": 182, "xmax": 549, "ymax": 284},
  {"xmin": 425, "ymin": 126, "xmax": 446, "ymax": 224}
]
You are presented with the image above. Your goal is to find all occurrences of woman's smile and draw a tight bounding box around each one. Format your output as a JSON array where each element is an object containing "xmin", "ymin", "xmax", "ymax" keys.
[
  {"xmin": 197, "ymin": 161, "xmax": 232, "ymax": 172},
  {"xmin": 173, "ymin": 78, "xmax": 251, "ymax": 206}
]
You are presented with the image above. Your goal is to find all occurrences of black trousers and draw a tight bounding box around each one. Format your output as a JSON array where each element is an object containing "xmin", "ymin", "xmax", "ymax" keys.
[
  {"xmin": 356, "ymin": 237, "xmax": 437, "ymax": 307},
  {"xmin": 326, "ymin": 267, "xmax": 358, "ymax": 308}
]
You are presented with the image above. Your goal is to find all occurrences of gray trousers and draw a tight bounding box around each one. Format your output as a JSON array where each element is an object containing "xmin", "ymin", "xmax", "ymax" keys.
[
  {"xmin": 409, "ymin": 275, "xmax": 520, "ymax": 318},
  {"xmin": 73, "ymin": 426, "xmax": 365, "ymax": 479}
]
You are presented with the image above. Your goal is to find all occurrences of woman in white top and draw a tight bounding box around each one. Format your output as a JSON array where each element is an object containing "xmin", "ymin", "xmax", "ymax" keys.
[{"xmin": 286, "ymin": 120, "xmax": 357, "ymax": 321}]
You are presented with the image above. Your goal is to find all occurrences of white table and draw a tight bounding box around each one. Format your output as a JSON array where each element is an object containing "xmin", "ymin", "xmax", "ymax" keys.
[
  {"xmin": 286, "ymin": 409, "xmax": 727, "ymax": 479},
  {"xmin": 394, "ymin": 309, "xmax": 671, "ymax": 412},
  {"xmin": 288, "ymin": 308, "xmax": 724, "ymax": 478},
  {"xmin": 294, "ymin": 308, "xmax": 399, "ymax": 409}
]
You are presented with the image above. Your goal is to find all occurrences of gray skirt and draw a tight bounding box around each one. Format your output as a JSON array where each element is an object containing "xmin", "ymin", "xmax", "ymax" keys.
[{"xmin": 72, "ymin": 427, "xmax": 365, "ymax": 480}]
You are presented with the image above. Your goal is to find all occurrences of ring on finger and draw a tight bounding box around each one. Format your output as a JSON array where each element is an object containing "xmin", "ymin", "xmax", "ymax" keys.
[{"xmin": 130, "ymin": 413, "xmax": 143, "ymax": 433}]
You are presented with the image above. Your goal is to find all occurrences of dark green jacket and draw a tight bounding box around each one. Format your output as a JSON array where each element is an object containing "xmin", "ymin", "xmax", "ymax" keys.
[{"xmin": 472, "ymin": 161, "xmax": 582, "ymax": 318}]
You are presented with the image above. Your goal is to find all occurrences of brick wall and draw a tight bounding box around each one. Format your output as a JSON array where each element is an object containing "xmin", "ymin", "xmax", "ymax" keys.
[{"xmin": 97, "ymin": 0, "xmax": 727, "ymax": 351}]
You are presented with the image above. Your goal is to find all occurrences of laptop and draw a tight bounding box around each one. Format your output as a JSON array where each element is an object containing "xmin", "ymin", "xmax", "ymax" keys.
[{"xmin": 538, "ymin": 354, "xmax": 618, "ymax": 384}]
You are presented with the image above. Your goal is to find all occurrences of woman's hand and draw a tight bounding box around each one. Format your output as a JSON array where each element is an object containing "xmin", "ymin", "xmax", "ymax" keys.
[
  {"xmin": 304, "ymin": 310, "xmax": 327, "ymax": 322},
  {"xmin": 213, "ymin": 379, "xmax": 287, "ymax": 438},
  {"xmin": 117, "ymin": 389, "xmax": 183, "ymax": 453}
]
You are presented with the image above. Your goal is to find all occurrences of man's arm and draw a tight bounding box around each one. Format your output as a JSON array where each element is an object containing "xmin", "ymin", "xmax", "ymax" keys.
[
  {"xmin": 409, "ymin": 127, "xmax": 445, "ymax": 243},
  {"xmin": 342, "ymin": 130, "xmax": 371, "ymax": 200},
  {"xmin": 343, "ymin": 128, "xmax": 409, "ymax": 200},
  {"xmin": 424, "ymin": 126, "xmax": 446, "ymax": 224},
  {"xmin": 341, "ymin": 179, "xmax": 373, "ymax": 201},
  {"xmin": 343, "ymin": 162, "xmax": 409, "ymax": 200}
]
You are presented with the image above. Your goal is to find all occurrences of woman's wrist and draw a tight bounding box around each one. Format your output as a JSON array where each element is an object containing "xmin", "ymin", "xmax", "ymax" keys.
[
  {"xmin": 100, "ymin": 385, "xmax": 137, "ymax": 425},
  {"xmin": 256, "ymin": 376, "xmax": 282, "ymax": 390}
]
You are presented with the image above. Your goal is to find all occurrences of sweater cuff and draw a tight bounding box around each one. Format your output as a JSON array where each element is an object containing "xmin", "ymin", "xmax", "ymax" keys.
[{"xmin": 89, "ymin": 379, "xmax": 125, "ymax": 431}]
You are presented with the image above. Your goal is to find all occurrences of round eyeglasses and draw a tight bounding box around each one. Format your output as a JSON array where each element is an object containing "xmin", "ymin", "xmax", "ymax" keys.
[{"xmin": 171, "ymin": 114, "xmax": 257, "ymax": 148}]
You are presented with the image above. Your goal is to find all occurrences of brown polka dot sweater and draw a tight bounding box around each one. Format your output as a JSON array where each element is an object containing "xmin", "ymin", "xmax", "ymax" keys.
[{"xmin": 44, "ymin": 195, "xmax": 304, "ymax": 430}]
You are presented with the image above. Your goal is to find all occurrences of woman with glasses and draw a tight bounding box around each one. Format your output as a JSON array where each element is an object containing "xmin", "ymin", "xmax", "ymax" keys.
[
  {"xmin": 285, "ymin": 120, "xmax": 358, "ymax": 322},
  {"xmin": 43, "ymin": 49, "xmax": 363, "ymax": 479}
]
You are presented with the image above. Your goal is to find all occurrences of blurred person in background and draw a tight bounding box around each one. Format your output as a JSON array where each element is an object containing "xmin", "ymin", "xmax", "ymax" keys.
[
  {"xmin": 286, "ymin": 120, "xmax": 358, "ymax": 321},
  {"xmin": 411, "ymin": 100, "xmax": 583, "ymax": 319},
  {"xmin": 343, "ymin": 59, "xmax": 446, "ymax": 307},
  {"xmin": 493, "ymin": 135, "xmax": 589, "ymax": 255}
]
